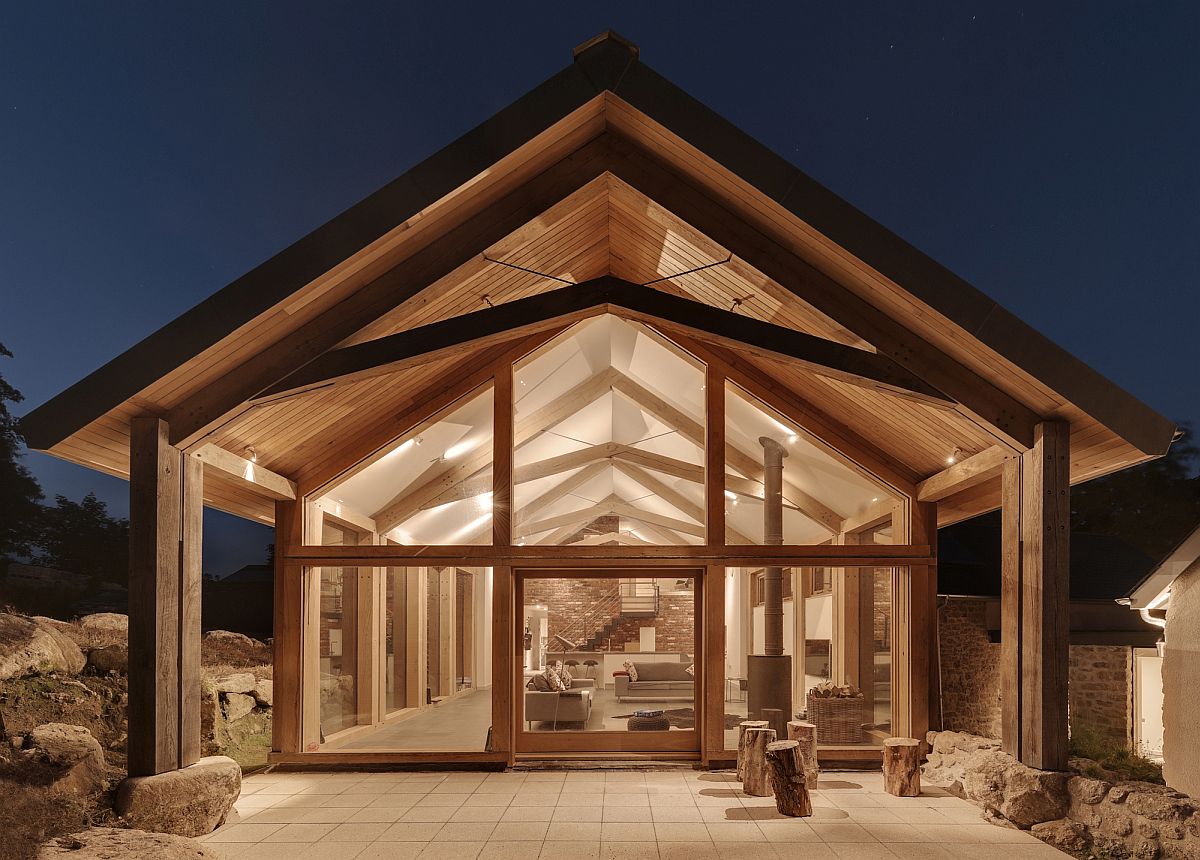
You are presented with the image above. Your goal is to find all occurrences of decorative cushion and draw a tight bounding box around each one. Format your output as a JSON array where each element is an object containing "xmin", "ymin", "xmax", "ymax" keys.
[
  {"xmin": 622, "ymin": 660, "xmax": 639, "ymax": 682},
  {"xmin": 556, "ymin": 662, "xmax": 572, "ymax": 689},
  {"xmin": 685, "ymin": 663, "xmax": 695, "ymax": 677},
  {"xmin": 527, "ymin": 674, "xmax": 552, "ymax": 692},
  {"xmin": 544, "ymin": 665, "xmax": 565, "ymax": 692}
]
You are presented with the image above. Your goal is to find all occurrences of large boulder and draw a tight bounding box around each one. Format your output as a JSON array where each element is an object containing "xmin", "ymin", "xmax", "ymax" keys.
[
  {"xmin": 202, "ymin": 630, "xmax": 263, "ymax": 649},
  {"xmin": 86, "ymin": 644, "xmax": 128, "ymax": 674},
  {"xmin": 115, "ymin": 756, "xmax": 241, "ymax": 837},
  {"xmin": 1032, "ymin": 818, "xmax": 1093, "ymax": 854},
  {"xmin": 78, "ymin": 613, "xmax": 128, "ymax": 633},
  {"xmin": 251, "ymin": 678, "xmax": 273, "ymax": 708},
  {"xmin": 40, "ymin": 827, "xmax": 219, "ymax": 859},
  {"xmin": 213, "ymin": 672, "xmax": 255, "ymax": 694},
  {"xmin": 0, "ymin": 614, "xmax": 86, "ymax": 679},
  {"xmin": 922, "ymin": 730, "xmax": 1001, "ymax": 790},
  {"xmin": 961, "ymin": 750, "xmax": 1070, "ymax": 828},
  {"xmin": 26, "ymin": 723, "xmax": 107, "ymax": 797},
  {"xmin": 222, "ymin": 692, "xmax": 256, "ymax": 722}
]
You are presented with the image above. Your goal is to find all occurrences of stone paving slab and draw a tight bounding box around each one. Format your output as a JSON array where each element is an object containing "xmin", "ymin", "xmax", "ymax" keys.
[{"xmin": 199, "ymin": 769, "xmax": 1068, "ymax": 860}]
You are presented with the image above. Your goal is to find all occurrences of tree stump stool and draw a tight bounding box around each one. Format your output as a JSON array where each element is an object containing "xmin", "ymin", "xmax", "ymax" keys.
[
  {"xmin": 742, "ymin": 727, "xmax": 776, "ymax": 797},
  {"xmin": 882, "ymin": 737, "xmax": 921, "ymax": 797},
  {"xmin": 786, "ymin": 720, "xmax": 820, "ymax": 788},
  {"xmin": 736, "ymin": 720, "xmax": 769, "ymax": 780},
  {"xmin": 765, "ymin": 739, "xmax": 812, "ymax": 816}
]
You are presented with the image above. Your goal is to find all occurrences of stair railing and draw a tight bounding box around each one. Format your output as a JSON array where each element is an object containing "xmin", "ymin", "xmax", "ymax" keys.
[{"xmin": 548, "ymin": 583, "xmax": 621, "ymax": 650}]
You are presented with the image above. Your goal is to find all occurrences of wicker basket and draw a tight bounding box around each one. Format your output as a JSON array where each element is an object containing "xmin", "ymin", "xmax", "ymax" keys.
[{"xmin": 807, "ymin": 692, "xmax": 865, "ymax": 744}]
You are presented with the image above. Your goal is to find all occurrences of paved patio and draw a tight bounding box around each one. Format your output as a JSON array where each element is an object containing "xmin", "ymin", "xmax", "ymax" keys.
[{"xmin": 198, "ymin": 768, "xmax": 1066, "ymax": 860}]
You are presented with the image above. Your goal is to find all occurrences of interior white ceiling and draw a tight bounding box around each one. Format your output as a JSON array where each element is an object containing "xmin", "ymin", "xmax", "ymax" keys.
[{"xmin": 317, "ymin": 315, "xmax": 898, "ymax": 546}]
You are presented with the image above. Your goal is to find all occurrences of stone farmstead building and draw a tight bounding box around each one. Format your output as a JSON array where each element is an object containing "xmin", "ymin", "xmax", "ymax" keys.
[{"xmin": 21, "ymin": 30, "xmax": 1179, "ymax": 798}]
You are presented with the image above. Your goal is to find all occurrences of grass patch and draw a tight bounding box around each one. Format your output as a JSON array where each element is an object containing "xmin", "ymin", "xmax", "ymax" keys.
[
  {"xmin": 1069, "ymin": 724, "xmax": 1163, "ymax": 784},
  {"xmin": 0, "ymin": 756, "xmax": 94, "ymax": 860}
]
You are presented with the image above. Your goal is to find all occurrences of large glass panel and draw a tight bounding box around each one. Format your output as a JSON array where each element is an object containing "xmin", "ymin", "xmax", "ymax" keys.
[
  {"xmin": 512, "ymin": 315, "xmax": 705, "ymax": 546},
  {"xmin": 724, "ymin": 566, "xmax": 893, "ymax": 751},
  {"xmin": 724, "ymin": 383, "xmax": 901, "ymax": 545},
  {"xmin": 317, "ymin": 565, "xmax": 361, "ymax": 736},
  {"xmin": 307, "ymin": 565, "xmax": 493, "ymax": 751},
  {"xmin": 307, "ymin": 386, "xmax": 494, "ymax": 546},
  {"xmin": 521, "ymin": 574, "xmax": 696, "ymax": 732}
]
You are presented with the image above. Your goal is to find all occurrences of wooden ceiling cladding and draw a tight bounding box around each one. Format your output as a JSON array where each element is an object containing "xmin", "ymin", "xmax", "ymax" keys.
[
  {"xmin": 29, "ymin": 43, "xmax": 1172, "ymax": 532},
  {"xmin": 206, "ymin": 351, "xmax": 472, "ymax": 479}
]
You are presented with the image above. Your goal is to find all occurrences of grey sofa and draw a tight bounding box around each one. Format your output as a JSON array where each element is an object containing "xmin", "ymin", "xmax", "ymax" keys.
[
  {"xmin": 614, "ymin": 662, "xmax": 694, "ymax": 702},
  {"xmin": 524, "ymin": 677, "xmax": 595, "ymax": 729}
]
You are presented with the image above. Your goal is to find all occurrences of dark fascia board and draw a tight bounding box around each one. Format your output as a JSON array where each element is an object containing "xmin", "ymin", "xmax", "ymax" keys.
[
  {"xmin": 256, "ymin": 276, "xmax": 952, "ymax": 406},
  {"xmin": 607, "ymin": 60, "xmax": 1177, "ymax": 457},
  {"xmin": 20, "ymin": 31, "xmax": 1175, "ymax": 460}
]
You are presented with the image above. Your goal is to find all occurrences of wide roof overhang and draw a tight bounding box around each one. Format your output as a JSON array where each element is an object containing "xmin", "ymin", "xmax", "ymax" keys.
[{"xmin": 20, "ymin": 31, "xmax": 1176, "ymax": 527}]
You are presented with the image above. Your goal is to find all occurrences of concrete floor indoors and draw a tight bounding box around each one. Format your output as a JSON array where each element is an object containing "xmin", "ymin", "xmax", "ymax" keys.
[
  {"xmin": 327, "ymin": 683, "xmax": 888, "ymax": 758},
  {"xmin": 197, "ymin": 767, "xmax": 1069, "ymax": 860}
]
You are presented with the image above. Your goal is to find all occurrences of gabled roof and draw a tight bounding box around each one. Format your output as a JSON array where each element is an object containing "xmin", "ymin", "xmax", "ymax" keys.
[{"xmin": 20, "ymin": 31, "xmax": 1176, "ymax": 526}]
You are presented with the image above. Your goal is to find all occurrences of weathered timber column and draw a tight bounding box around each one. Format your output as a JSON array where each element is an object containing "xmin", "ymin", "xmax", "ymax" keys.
[
  {"xmin": 747, "ymin": 437, "xmax": 792, "ymax": 726},
  {"xmin": 271, "ymin": 500, "xmax": 302, "ymax": 754},
  {"xmin": 128, "ymin": 415, "xmax": 202, "ymax": 776},
  {"xmin": 1001, "ymin": 422, "xmax": 1070, "ymax": 770}
]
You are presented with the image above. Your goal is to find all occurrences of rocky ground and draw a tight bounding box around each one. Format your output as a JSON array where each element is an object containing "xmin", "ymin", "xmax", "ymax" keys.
[
  {"xmin": 0, "ymin": 611, "xmax": 271, "ymax": 860},
  {"xmin": 923, "ymin": 730, "xmax": 1199, "ymax": 860}
]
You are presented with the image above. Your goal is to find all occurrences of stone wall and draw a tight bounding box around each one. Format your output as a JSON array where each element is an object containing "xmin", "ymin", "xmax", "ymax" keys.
[
  {"xmin": 1164, "ymin": 562, "xmax": 1200, "ymax": 799},
  {"xmin": 1070, "ymin": 645, "xmax": 1133, "ymax": 746},
  {"xmin": 937, "ymin": 598, "xmax": 1134, "ymax": 746},
  {"xmin": 938, "ymin": 598, "xmax": 1003, "ymax": 737}
]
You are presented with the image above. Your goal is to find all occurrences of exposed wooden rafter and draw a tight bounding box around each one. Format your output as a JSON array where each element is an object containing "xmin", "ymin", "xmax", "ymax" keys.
[{"xmin": 259, "ymin": 277, "xmax": 953, "ymax": 408}]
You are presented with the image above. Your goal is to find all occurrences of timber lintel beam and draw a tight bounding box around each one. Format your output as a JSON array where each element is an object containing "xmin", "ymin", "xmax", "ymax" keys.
[
  {"xmin": 193, "ymin": 443, "xmax": 297, "ymax": 501},
  {"xmin": 916, "ymin": 446, "xmax": 1010, "ymax": 503}
]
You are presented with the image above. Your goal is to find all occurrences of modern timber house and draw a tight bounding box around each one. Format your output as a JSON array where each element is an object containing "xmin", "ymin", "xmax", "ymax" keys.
[{"xmin": 20, "ymin": 33, "xmax": 1176, "ymax": 775}]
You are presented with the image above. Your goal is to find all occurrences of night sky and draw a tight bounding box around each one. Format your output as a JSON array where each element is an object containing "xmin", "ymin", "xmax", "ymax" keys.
[{"xmin": 2, "ymin": 3, "xmax": 1197, "ymax": 577}]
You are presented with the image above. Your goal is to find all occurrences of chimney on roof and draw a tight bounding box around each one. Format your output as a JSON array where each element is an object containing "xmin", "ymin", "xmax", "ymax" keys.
[{"xmin": 573, "ymin": 30, "xmax": 639, "ymax": 60}]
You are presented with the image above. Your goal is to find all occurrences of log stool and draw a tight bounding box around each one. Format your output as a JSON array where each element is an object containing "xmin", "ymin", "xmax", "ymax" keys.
[
  {"xmin": 786, "ymin": 720, "xmax": 820, "ymax": 789},
  {"xmin": 882, "ymin": 737, "xmax": 921, "ymax": 797},
  {"xmin": 765, "ymin": 740, "xmax": 813, "ymax": 816},
  {"xmin": 736, "ymin": 720, "xmax": 769, "ymax": 780},
  {"xmin": 742, "ymin": 727, "xmax": 777, "ymax": 797}
]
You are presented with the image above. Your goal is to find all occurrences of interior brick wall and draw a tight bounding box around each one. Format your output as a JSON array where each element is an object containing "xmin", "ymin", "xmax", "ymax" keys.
[
  {"xmin": 524, "ymin": 579, "xmax": 694, "ymax": 655},
  {"xmin": 937, "ymin": 597, "xmax": 1134, "ymax": 746}
]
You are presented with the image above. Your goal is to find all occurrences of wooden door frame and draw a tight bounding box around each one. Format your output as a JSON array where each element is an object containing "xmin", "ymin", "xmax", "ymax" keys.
[{"xmin": 512, "ymin": 566, "xmax": 705, "ymax": 758}]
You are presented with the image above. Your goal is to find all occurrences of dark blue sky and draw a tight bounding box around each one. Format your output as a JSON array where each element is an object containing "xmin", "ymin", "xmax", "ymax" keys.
[{"xmin": 2, "ymin": 3, "xmax": 1197, "ymax": 576}]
